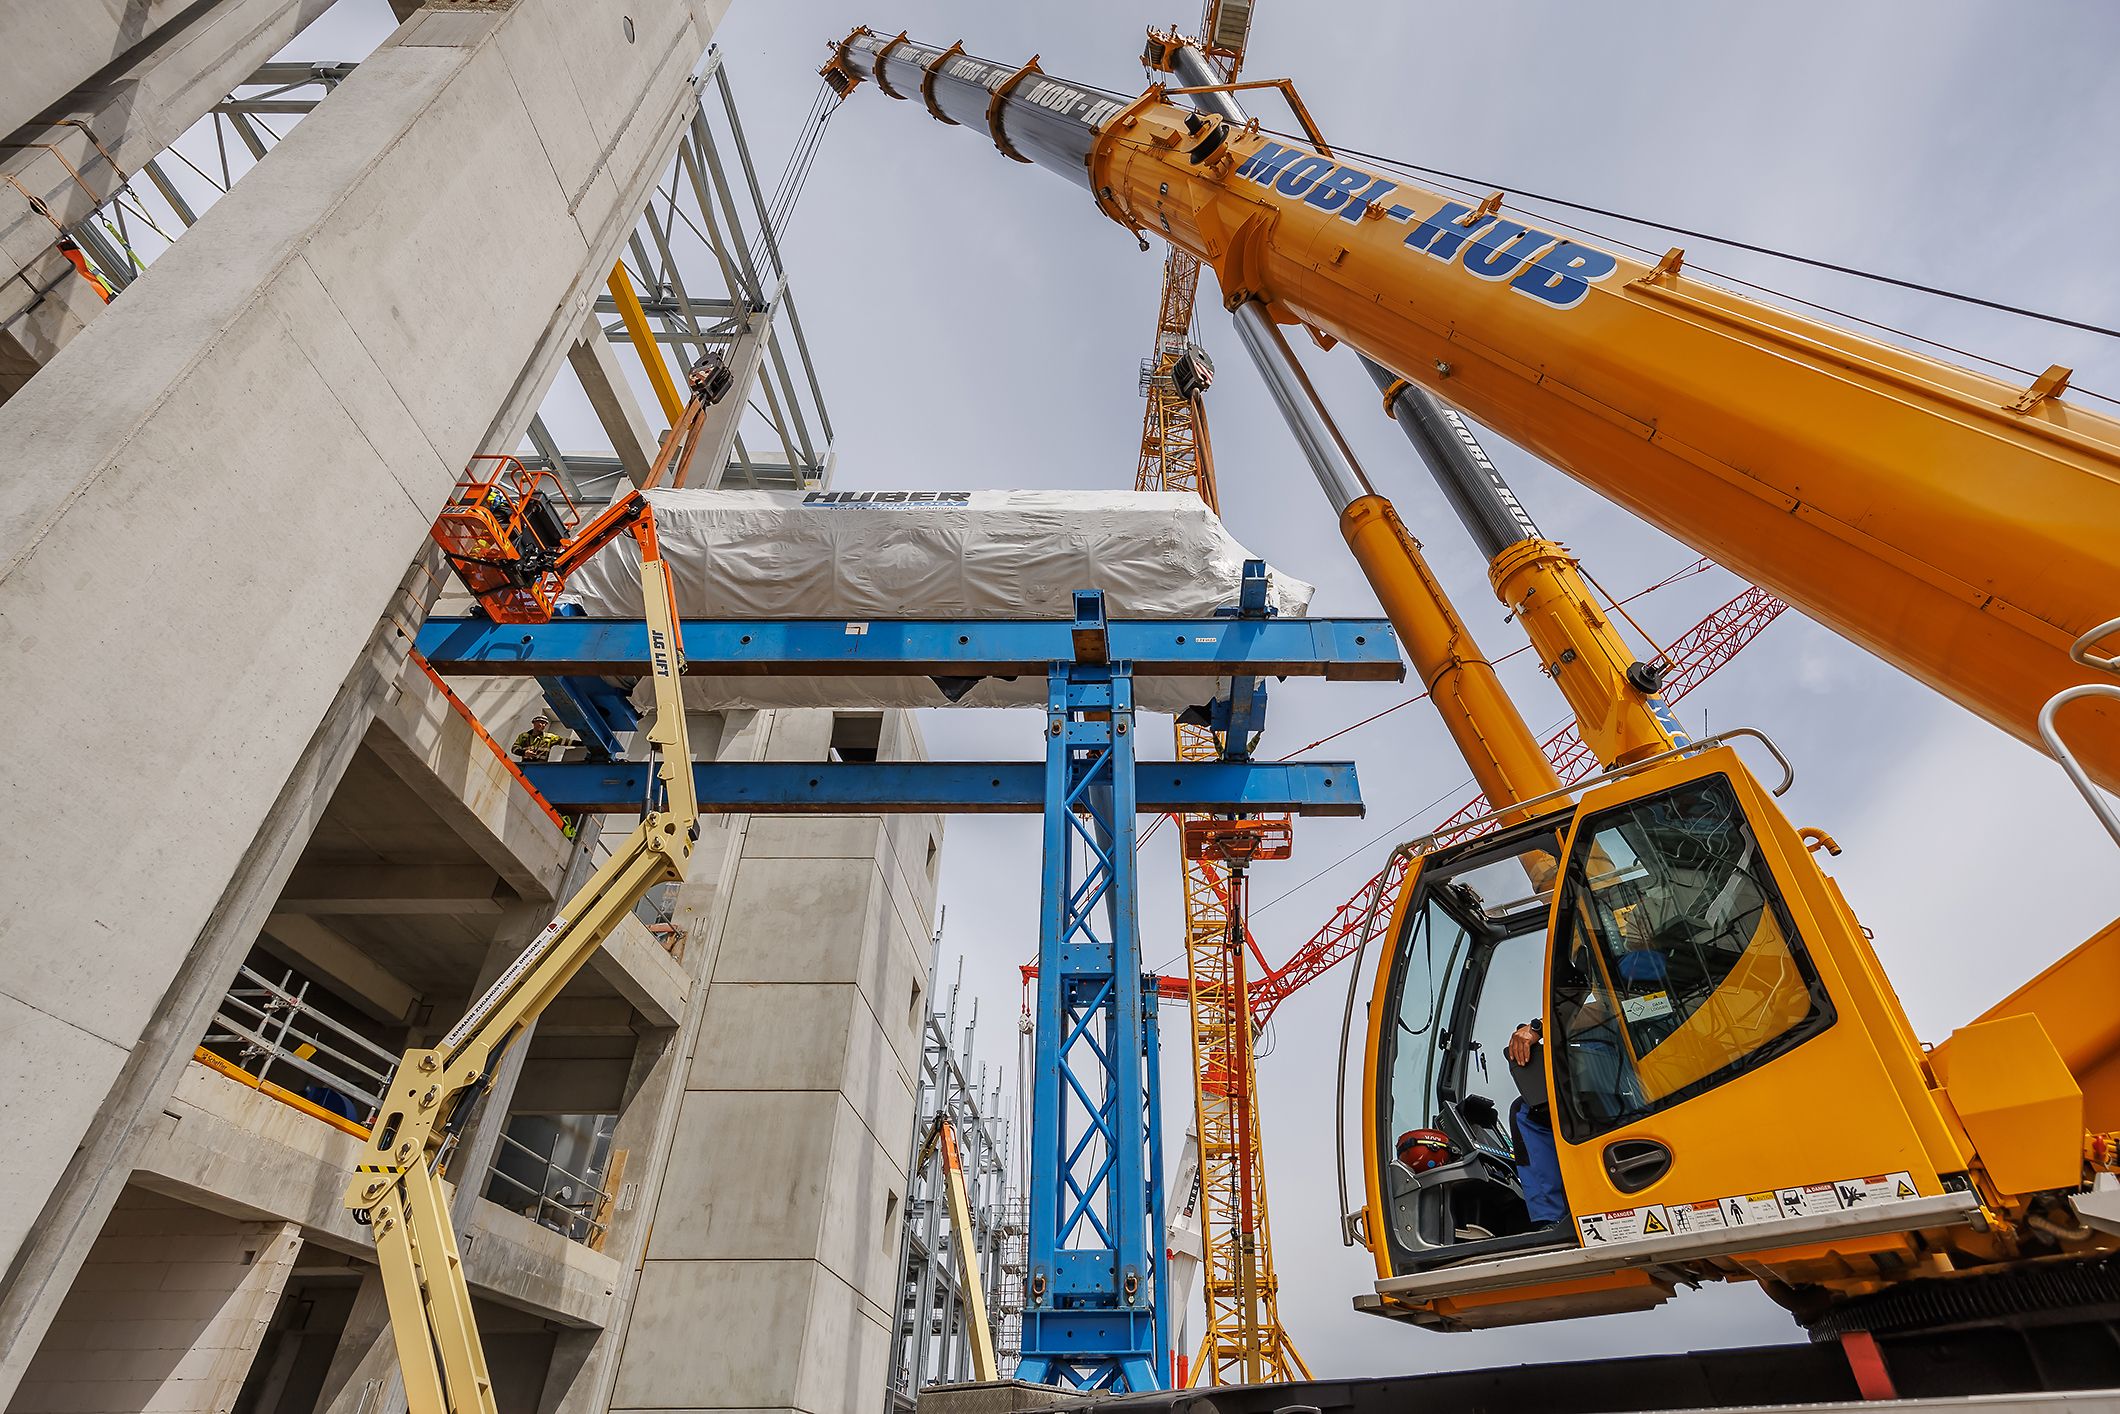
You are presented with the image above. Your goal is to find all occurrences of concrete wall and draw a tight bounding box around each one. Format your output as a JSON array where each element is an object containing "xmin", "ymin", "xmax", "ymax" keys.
[
  {"xmin": 598, "ymin": 710, "xmax": 943, "ymax": 1414},
  {"xmin": 7, "ymin": 1188, "xmax": 301, "ymax": 1414},
  {"xmin": 0, "ymin": 0, "xmax": 728, "ymax": 1320}
]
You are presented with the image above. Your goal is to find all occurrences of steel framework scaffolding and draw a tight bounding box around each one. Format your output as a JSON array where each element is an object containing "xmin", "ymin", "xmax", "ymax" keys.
[
  {"xmin": 8, "ymin": 47, "xmax": 831, "ymax": 505},
  {"xmin": 891, "ymin": 943, "xmax": 1016, "ymax": 1408},
  {"xmin": 521, "ymin": 53, "xmax": 835, "ymax": 502}
]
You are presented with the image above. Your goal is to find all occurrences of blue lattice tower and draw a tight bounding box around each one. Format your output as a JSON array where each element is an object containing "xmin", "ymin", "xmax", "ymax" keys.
[{"xmin": 1017, "ymin": 593, "xmax": 1168, "ymax": 1391}]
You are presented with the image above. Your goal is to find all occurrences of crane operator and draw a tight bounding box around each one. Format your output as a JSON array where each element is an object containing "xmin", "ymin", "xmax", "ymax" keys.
[{"xmin": 1506, "ymin": 1019, "xmax": 1568, "ymax": 1229}]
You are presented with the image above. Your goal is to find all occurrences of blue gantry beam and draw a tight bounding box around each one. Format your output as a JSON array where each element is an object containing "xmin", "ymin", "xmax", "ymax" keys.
[
  {"xmin": 430, "ymin": 589, "xmax": 1399, "ymax": 1392},
  {"xmin": 414, "ymin": 614, "xmax": 1405, "ymax": 682},
  {"xmin": 516, "ymin": 760, "xmax": 1362, "ymax": 815}
]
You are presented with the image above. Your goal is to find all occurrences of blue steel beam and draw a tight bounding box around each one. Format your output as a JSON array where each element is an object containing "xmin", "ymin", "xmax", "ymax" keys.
[
  {"xmin": 516, "ymin": 760, "xmax": 1362, "ymax": 816},
  {"xmin": 413, "ymin": 615, "xmax": 1404, "ymax": 681}
]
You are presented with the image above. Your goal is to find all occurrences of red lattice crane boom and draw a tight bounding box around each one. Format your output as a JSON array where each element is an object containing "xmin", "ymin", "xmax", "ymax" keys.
[{"xmin": 1248, "ymin": 574, "xmax": 1788, "ymax": 1027}]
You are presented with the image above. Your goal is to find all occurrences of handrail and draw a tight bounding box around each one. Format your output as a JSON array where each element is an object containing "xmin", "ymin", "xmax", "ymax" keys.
[
  {"xmin": 484, "ymin": 1124, "xmax": 614, "ymax": 1246},
  {"xmin": 190, "ymin": 1047, "xmax": 371, "ymax": 1140},
  {"xmin": 1334, "ymin": 842, "xmax": 1416, "ymax": 1246},
  {"xmin": 2040, "ymin": 683, "xmax": 2120, "ymax": 850},
  {"xmin": 201, "ymin": 963, "xmax": 400, "ymax": 1123},
  {"xmin": 2071, "ymin": 616, "xmax": 2120, "ymax": 676}
]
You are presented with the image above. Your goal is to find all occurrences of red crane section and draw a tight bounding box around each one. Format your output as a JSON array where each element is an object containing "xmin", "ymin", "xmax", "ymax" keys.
[{"xmin": 1247, "ymin": 577, "xmax": 1788, "ymax": 1027}]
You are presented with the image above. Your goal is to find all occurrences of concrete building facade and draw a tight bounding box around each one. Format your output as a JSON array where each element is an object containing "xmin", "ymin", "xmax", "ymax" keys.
[{"xmin": 0, "ymin": 3, "xmax": 940, "ymax": 1412}]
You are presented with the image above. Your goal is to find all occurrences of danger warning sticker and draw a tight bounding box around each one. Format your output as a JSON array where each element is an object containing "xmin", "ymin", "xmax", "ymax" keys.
[
  {"xmin": 1577, "ymin": 1204, "xmax": 1670, "ymax": 1246},
  {"xmin": 1720, "ymin": 1191, "xmax": 1783, "ymax": 1226},
  {"xmin": 1777, "ymin": 1183, "xmax": 1845, "ymax": 1221},
  {"xmin": 1576, "ymin": 1171, "xmax": 1921, "ymax": 1247},
  {"xmin": 1835, "ymin": 1173, "xmax": 1921, "ymax": 1208}
]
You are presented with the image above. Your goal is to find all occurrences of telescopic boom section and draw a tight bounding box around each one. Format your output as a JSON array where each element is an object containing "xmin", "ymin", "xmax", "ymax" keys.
[
  {"xmin": 344, "ymin": 512, "xmax": 697, "ymax": 1414},
  {"xmin": 828, "ymin": 30, "xmax": 1564, "ymax": 819},
  {"xmin": 827, "ymin": 28, "xmax": 2120, "ymax": 790}
]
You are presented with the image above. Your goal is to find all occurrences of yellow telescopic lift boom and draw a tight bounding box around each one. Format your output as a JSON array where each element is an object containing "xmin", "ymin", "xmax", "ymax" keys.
[
  {"xmin": 824, "ymin": 26, "xmax": 2120, "ymax": 1347},
  {"xmin": 349, "ymin": 356, "xmax": 731, "ymax": 1414}
]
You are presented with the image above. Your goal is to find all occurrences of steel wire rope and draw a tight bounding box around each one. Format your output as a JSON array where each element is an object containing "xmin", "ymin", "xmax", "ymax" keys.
[
  {"xmin": 1249, "ymin": 128, "xmax": 2120, "ymax": 344},
  {"xmin": 743, "ymin": 80, "xmax": 844, "ymax": 278},
  {"xmin": 1237, "ymin": 124, "xmax": 2120, "ymax": 408}
]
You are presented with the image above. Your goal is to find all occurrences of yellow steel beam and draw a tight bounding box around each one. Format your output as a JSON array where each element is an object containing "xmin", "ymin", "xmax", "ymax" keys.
[{"xmin": 607, "ymin": 261, "xmax": 685, "ymax": 426}]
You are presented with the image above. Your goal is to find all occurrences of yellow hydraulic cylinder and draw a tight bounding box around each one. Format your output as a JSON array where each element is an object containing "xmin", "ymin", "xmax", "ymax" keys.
[
  {"xmin": 607, "ymin": 261, "xmax": 684, "ymax": 426},
  {"xmin": 1340, "ymin": 496, "xmax": 1564, "ymax": 814},
  {"xmin": 1371, "ymin": 364, "xmax": 1686, "ymax": 770},
  {"xmin": 1489, "ymin": 538, "xmax": 1686, "ymax": 767}
]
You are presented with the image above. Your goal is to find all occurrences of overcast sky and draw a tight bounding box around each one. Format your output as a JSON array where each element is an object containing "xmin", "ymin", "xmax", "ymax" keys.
[{"xmin": 283, "ymin": 0, "xmax": 2120, "ymax": 1382}]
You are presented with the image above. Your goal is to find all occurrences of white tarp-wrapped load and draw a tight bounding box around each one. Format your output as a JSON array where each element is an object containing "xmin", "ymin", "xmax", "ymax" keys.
[{"xmin": 560, "ymin": 489, "xmax": 1315, "ymax": 715}]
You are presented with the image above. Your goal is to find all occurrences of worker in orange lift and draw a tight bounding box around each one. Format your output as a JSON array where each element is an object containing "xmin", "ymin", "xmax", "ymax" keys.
[{"xmin": 511, "ymin": 714, "xmax": 572, "ymax": 762}]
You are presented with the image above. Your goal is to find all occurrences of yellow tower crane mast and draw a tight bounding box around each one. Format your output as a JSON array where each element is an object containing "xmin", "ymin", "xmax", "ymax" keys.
[{"xmin": 1133, "ymin": 6, "xmax": 1310, "ymax": 1389}]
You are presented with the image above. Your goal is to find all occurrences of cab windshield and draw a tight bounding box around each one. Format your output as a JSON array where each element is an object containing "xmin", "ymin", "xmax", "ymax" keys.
[{"xmin": 1548, "ymin": 774, "xmax": 1834, "ymax": 1142}]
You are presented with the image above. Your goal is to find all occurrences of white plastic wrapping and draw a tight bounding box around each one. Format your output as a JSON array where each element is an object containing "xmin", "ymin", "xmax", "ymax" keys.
[{"xmin": 559, "ymin": 489, "xmax": 1314, "ymax": 715}]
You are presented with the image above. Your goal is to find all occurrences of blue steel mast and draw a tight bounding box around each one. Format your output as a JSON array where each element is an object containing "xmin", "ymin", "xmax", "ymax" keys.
[{"xmin": 1018, "ymin": 592, "xmax": 1164, "ymax": 1390}]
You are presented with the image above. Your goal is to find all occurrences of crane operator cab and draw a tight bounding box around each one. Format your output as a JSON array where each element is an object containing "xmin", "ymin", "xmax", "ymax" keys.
[{"xmin": 1354, "ymin": 742, "xmax": 2093, "ymax": 1334}]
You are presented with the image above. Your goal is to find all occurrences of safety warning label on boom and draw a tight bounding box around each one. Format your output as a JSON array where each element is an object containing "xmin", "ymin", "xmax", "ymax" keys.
[{"xmin": 1575, "ymin": 1171, "xmax": 1919, "ymax": 1248}]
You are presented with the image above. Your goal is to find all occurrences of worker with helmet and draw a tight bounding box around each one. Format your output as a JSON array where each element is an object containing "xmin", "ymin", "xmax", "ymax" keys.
[{"xmin": 511, "ymin": 714, "xmax": 573, "ymax": 762}]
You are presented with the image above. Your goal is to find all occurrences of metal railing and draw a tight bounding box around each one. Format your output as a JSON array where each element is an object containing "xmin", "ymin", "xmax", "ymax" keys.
[
  {"xmin": 202, "ymin": 964, "xmax": 400, "ymax": 1124},
  {"xmin": 484, "ymin": 1117, "xmax": 618, "ymax": 1248}
]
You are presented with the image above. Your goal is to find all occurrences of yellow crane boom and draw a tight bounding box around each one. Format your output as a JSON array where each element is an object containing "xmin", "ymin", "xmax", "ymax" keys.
[{"xmin": 826, "ymin": 27, "xmax": 2120, "ymax": 1342}]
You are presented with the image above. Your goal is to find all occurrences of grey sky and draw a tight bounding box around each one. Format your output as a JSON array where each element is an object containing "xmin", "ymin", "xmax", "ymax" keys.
[{"xmin": 281, "ymin": 0, "xmax": 2120, "ymax": 1382}]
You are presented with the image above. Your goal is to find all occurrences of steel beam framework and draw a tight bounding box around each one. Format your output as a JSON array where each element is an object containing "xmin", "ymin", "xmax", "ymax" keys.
[
  {"xmin": 432, "ymin": 598, "xmax": 1385, "ymax": 1392},
  {"xmin": 517, "ymin": 760, "xmax": 1359, "ymax": 816}
]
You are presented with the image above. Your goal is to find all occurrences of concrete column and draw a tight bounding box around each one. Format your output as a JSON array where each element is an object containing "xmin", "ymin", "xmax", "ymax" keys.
[
  {"xmin": 566, "ymin": 312, "xmax": 661, "ymax": 486},
  {"xmin": 313, "ymin": 1273, "xmax": 402, "ymax": 1414},
  {"xmin": 597, "ymin": 710, "xmax": 943, "ymax": 1414},
  {"xmin": 0, "ymin": 0, "xmax": 727, "ymax": 1395},
  {"xmin": 0, "ymin": 0, "xmax": 348, "ymax": 366},
  {"xmin": 5, "ymin": 1187, "xmax": 301, "ymax": 1414}
]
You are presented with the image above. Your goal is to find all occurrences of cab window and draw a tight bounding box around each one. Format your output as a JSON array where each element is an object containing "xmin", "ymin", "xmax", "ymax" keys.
[
  {"xmin": 1549, "ymin": 774, "xmax": 1834, "ymax": 1142},
  {"xmin": 1377, "ymin": 830, "xmax": 1561, "ymax": 1256}
]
